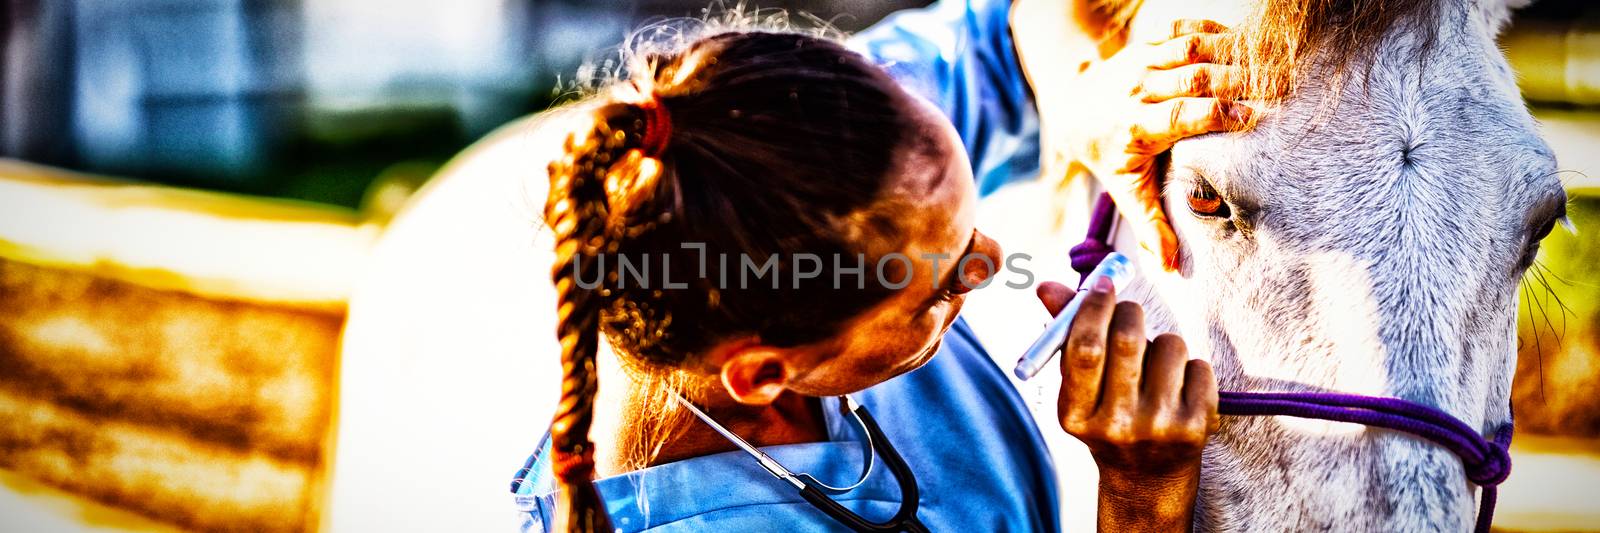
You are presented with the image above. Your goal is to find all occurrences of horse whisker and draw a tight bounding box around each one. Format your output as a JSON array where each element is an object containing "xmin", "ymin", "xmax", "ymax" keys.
[{"xmin": 1519, "ymin": 276, "xmax": 1547, "ymax": 402}]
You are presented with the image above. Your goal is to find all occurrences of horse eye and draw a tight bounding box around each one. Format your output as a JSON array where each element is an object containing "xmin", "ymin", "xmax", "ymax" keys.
[
  {"xmin": 1532, "ymin": 216, "xmax": 1556, "ymax": 242},
  {"xmin": 1187, "ymin": 180, "xmax": 1230, "ymax": 218},
  {"xmin": 1528, "ymin": 201, "xmax": 1568, "ymax": 246},
  {"xmin": 1518, "ymin": 203, "xmax": 1567, "ymax": 271}
]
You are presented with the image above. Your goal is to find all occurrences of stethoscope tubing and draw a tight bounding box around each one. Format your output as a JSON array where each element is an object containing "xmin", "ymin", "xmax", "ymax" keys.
[
  {"xmin": 796, "ymin": 403, "xmax": 929, "ymax": 533},
  {"xmin": 677, "ymin": 393, "xmax": 929, "ymax": 532}
]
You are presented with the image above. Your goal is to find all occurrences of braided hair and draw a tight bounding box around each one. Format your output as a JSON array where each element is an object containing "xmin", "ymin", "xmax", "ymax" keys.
[{"xmin": 544, "ymin": 101, "xmax": 650, "ymax": 532}]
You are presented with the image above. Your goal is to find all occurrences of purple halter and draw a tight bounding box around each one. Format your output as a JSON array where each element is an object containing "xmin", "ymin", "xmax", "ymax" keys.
[{"xmin": 1070, "ymin": 193, "xmax": 1513, "ymax": 533}]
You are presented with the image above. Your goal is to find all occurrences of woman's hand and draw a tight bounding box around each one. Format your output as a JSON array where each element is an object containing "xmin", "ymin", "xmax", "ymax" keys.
[
  {"xmin": 1015, "ymin": 15, "xmax": 1253, "ymax": 271},
  {"xmin": 1037, "ymin": 279, "xmax": 1220, "ymax": 531}
]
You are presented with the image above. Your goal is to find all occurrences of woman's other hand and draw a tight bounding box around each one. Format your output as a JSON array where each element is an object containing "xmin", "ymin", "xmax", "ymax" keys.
[
  {"xmin": 1036, "ymin": 279, "xmax": 1220, "ymax": 531},
  {"xmin": 1014, "ymin": 12, "xmax": 1254, "ymax": 271}
]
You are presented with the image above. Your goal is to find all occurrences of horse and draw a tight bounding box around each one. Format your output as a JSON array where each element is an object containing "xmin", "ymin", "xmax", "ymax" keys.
[{"xmin": 966, "ymin": 0, "xmax": 1564, "ymax": 530}]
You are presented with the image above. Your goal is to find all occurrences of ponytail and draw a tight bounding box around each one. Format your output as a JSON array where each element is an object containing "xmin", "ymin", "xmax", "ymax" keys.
[{"xmin": 545, "ymin": 101, "xmax": 665, "ymax": 532}]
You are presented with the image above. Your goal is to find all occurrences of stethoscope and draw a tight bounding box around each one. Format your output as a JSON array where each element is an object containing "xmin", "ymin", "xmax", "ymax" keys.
[{"xmin": 674, "ymin": 394, "xmax": 930, "ymax": 533}]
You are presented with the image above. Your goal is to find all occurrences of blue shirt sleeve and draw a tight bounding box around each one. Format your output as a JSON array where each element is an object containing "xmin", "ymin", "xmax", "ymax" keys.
[{"xmin": 848, "ymin": 0, "xmax": 1041, "ymax": 197}]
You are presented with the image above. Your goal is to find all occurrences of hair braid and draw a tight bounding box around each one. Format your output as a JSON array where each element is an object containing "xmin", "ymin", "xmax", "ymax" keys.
[{"xmin": 545, "ymin": 102, "xmax": 657, "ymax": 532}]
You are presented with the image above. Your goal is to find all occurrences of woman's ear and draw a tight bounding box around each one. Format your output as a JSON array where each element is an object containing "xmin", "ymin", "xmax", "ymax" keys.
[{"xmin": 718, "ymin": 347, "xmax": 793, "ymax": 405}]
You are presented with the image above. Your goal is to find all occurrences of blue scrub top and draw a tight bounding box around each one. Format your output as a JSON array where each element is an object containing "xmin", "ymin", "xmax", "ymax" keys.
[
  {"xmin": 512, "ymin": 0, "xmax": 1053, "ymax": 530},
  {"xmin": 849, "ymin": 0, "xmax": 1041, "ymax": 195},
  {"xmin": 512, "ymin": 320, "xmax": 1059, "ymax": 532}
]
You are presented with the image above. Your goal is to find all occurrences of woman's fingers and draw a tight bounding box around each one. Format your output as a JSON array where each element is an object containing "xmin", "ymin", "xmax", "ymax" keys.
[
  {"xmin": 1128, "ymin": 98, "xmax": 1253, "ymax": 156},
  {"xmin": 1100, "ymin": 174, "xmax": 1180, "ymax": 271},
  {"xmin": 1100, "ymin": 302, "xmax": 1148, "ymax": 414},
  {"xmin": 1171, "ymin": 19, "xmax": 1229, "ymax": 38},
  {"xmin": 1145, "ymin": 33, "xmax": 1230, "ymax": 70},
  {"xmin": 1150, "ymin": 214, "xmax": 1180, "ymax": 272},
  {"xmin": 1141, "ymin": 334, "xmax": 1188, "ymax": 412},
  {"xmin": 1183, "ymin": 358, "xmax": 1221, "ymax": 435},
  {"xmin": 1146, "ymin": 20, "xmax": 1238, "ymax": 69},
  {"xmin": 1136, "ymin": 64, "xmax": 1247, "ymax": 103},
  {"xmin": 1055, "ymin": 294, "xmax": 1215, "ymax": 473},
  {"xmin": 1059, "ymin": 279, "xmax": 1117, "ymax": 431},
  {"xmin": 1036, "ymin": 281, "xmax": 1074, "ymax": 316},
  {"xmin": 1113, "ymin": 97, "xmax": 1251, "ymax": 271},
  {"xmin": 1110, "ymin": 24, "xmax": 1246, "ymax": 272}
]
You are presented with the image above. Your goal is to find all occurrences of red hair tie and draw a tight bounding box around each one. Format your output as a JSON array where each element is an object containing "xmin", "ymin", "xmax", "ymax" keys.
[
  {"xmin": 552, "ymin": 446, "xmax": 597, "ymax": 484},
  {"xmin": 638, "ymin": 98, "xmax": 672, "ymax": 158}
]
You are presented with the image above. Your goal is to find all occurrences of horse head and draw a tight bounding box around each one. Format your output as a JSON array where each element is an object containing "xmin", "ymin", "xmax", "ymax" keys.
[{"xmin": 1108, "ymin": 0, "xmax": 1565, "ymax": 529}]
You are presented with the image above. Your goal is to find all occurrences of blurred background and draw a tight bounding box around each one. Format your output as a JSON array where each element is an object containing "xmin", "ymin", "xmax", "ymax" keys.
[
  {"xmin": 0, "ymin": 0, "xmax": 1597, "ymax": 532},
  {"xmin": 1, "ymin": 0, "xmax": 922, "ymax": 211}
]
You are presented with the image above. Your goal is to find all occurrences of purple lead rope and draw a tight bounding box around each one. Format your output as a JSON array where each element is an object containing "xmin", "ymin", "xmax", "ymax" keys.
[{"xmin": 1070, "ymin": 193, "xmax": 1513, "ymax": 533}]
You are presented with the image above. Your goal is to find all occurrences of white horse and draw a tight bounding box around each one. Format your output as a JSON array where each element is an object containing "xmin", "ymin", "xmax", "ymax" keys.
[
  {"xmin": 971, "ymin": 0, "xmax": 1564, "ymax": 531},
  {"xmin": 327, "ymin": 1, "xmax": 1562, "ymax": 532}
]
